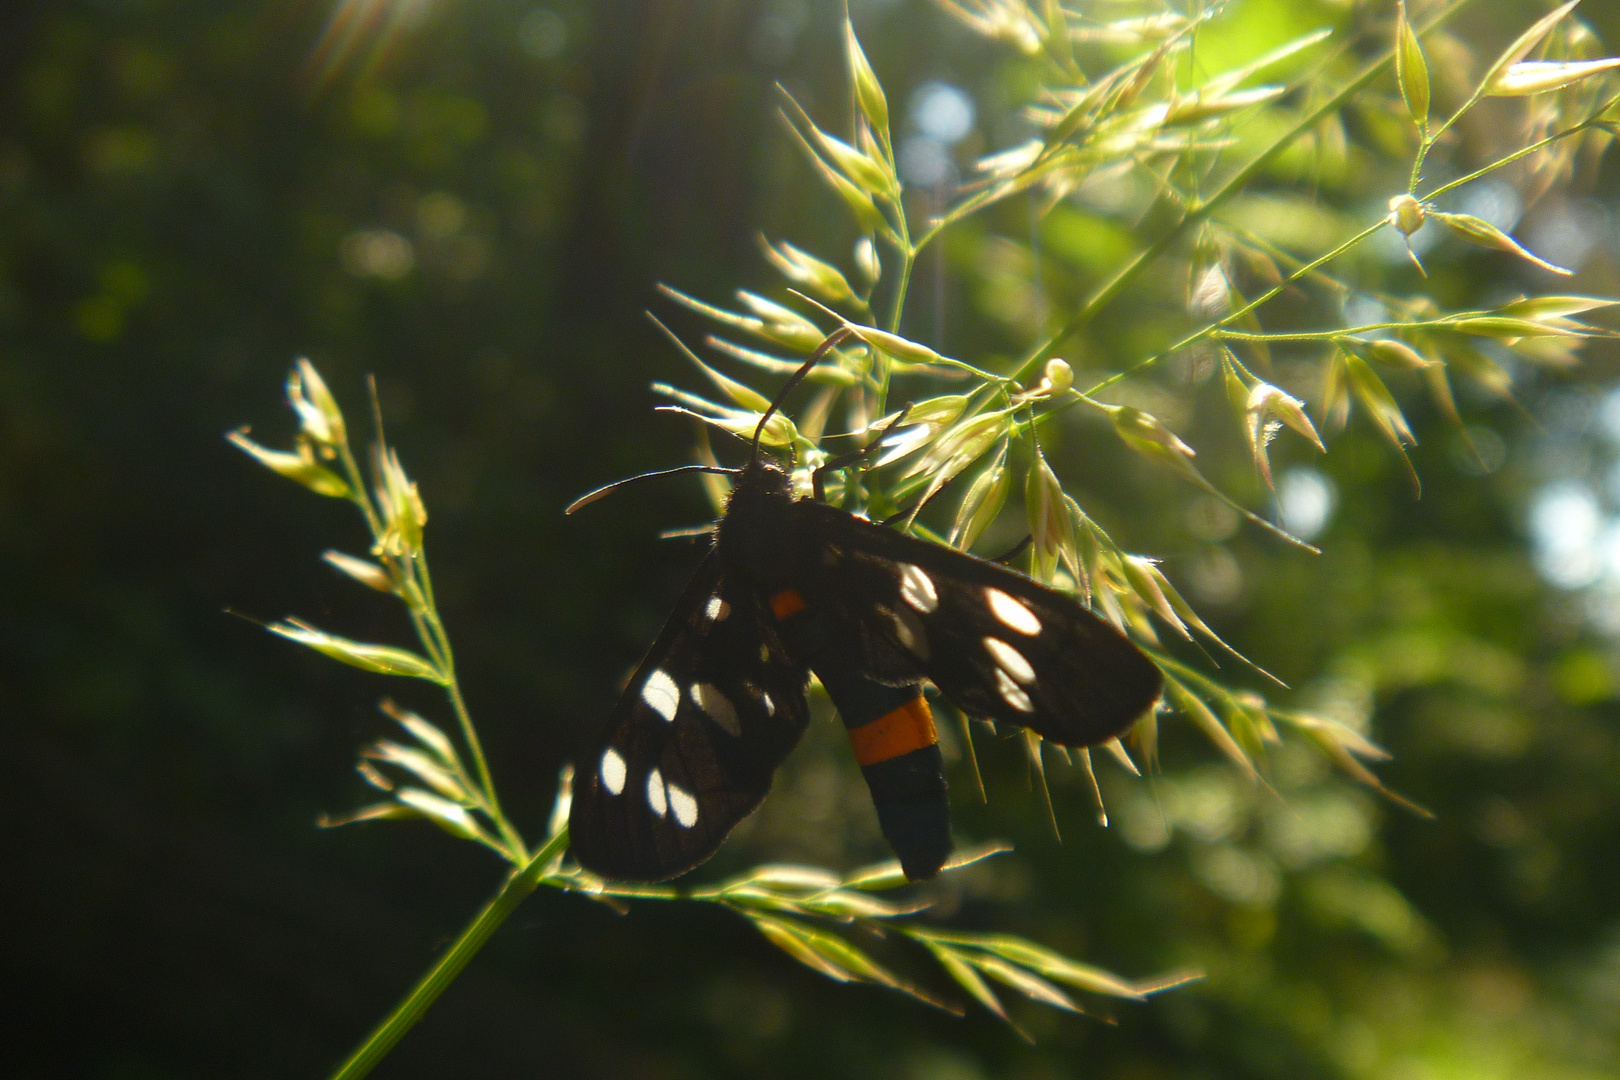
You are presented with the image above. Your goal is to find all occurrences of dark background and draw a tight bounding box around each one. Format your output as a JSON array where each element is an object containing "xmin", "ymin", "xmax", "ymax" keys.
[{"xmin": 4, "ymin": 0, "xmax": 1620, "ymax": 1077}]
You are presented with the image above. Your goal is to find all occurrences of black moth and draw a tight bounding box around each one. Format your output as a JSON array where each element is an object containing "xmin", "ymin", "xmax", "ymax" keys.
[{"xmin": 569, "ymin": 333, "xmax": 1163, "ymax": 883}]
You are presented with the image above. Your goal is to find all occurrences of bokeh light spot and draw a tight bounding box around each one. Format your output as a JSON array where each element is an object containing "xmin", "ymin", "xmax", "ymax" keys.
[
  {"xmin": 909, "ymin": 82, "xmax": 975, "ymax": 145},
  {"xmin": 1277, "ymin": 467, "xmax": 1336, "ymax": 541},
  {"xmin": 1529, "ymin": 482, "xmax": 1602, "ymax": 589}
]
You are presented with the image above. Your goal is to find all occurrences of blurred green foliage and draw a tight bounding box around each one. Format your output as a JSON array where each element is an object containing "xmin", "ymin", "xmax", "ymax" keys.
[{"xmin": 4, "ymin": 0, "xmax": 1620, "ymax": 1078}]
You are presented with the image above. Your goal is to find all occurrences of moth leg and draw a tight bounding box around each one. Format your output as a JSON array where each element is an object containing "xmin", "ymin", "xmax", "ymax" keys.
[
  {"xmin": 989, "ymin": 534, "xmax": 1033, "ymax": 565},
  {"xmin": 812, "ymin": 403, "xmax": 915, "ymax": 503},
  {"xmin": 812, "ymin": 448, "xmax": 869, "ymax": 503}
]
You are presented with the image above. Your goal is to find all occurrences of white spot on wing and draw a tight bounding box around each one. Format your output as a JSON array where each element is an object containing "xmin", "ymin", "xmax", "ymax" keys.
[
  {"xmin": 899, "ymin": 563, "xmax": 939, "ymax": 613},
  {"xmin": 691, "ymin": 682, "xmax": 741, "ymax": 736},
  {"xmin": 986, "ymin": 588, "xmax": 1041, "ymax": 636},
  {"xmin": 890, "ymin": 606, "xmax": 930, "ymax": 659},
  {"xmin": 704, "ymin": 596, "xmax": 730, "ymax": 622},
  {"xmin": 983, "ymin": 637, "xmax": 1035, "ymax": 684},
  {"xmin": 760, "ymin": 690, "xmax": 775, "ymax": 717},
  {"xmin": 996, "ymin": 667, "xmax": 1035, "ymax": 712},
  {"xmin": 646, "ymin": 767, "xmax": 667, "ymax": 817},
  {"xmin": 667, "ymin": 782, "xmax": 698, "ymax": 828},
  {"xmin": 642, "ymin": 669, "xmax": 680, "ymax": 721},
  {"xmin": 599, "ymin": 747, "xmax": 627, "ymax": 795}
]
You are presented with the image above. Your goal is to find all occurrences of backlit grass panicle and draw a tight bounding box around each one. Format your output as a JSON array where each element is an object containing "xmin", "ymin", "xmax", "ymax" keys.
[
  {"xmin": 234, "ymin": 357, "xmax": 1190, "ymax": 1079},
  {"xmin": 233, "ymin": 3, "xmax": 1620, "ymax": 1075},
  {"xmin": 644, "ymin": 0, "xmax": 1618, "ymax": 807}
]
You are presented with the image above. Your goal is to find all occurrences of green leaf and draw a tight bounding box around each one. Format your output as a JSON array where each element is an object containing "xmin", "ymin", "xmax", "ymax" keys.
[
  {"xmin": 1429, "ymin": 211, "xmax": 1571, "ymax": 275},
  {"xmin": 760, "ymin": 237, "xmax": 858, "ymax": 307},
  {"xmin": 322, "ymin": 550, "xmax": 395, "ymax": 593},
  {"xmin": 971, "ymin": 954, "xmax": 1080, "ymax": 1012},
  {"xmin": 380, "ymin": 700, "xmax": 461, "ymax": 766},
  {"xmin": 843, "ymin": 20, "xmax": 890, "ymax": 145},
  {"xmin": 1442, "ymin": 314, "xmax": 1585, "ymax": 339},
  {"xmin": 844, "ymin": 839, "xmax": 1011, "ymax": 890},
  {"xmin": 1341, "ymin": 350, "xmax": 1416, "ymax": 447},
  {"xmin": 1486, "ymin": 56, "xmax": 1620, "ymax": 96},
  {"xmin": 1165, "ymin": 676, "xmax": 1257, "ymax": 780},
  {"xmin": 317, "ymin": 801, "xmax": 415, "ymax": 828},
  {"xmin": 648, "ymin": 314, "xmax": 774, "ymax": 411},
  {"xmin": 1497, "ymin": 295, "xmax": 1619, "ymax": 319},
  {"xmin": 923, "ymin": 941, "xmax": 1011, "ymax": 1024},
  {"xmin": 949, "ymin": 445, "xmax": 1011, "ymax": 551},
  {"xmin": 393, "ymin": 788, "xmax": 495, "ymax": 843},
  {"xmin": 1477, "ymin": 0, "xmax": 1581, "ymax": 98},
  {"xmin": 750, "ymin": 914, "xmax": 902, "ymax": 989},
  {"xmin": 363, "ymin": 740, "xmax": 471, "ymax": 803},
  {"xmin": 227, "ymin": 430, "xmax": 351, "ymax": 498},
  {"xmin": 962, "ymin": 934, "xmax": 1149, "ymax": 999},
  {"xmin": 1395, "ymin": 2, "xmax": 1430, "ymax": 130},
  {"xmin": 267, "ymin": 619, "xmax": 445, "ymax": 681}
]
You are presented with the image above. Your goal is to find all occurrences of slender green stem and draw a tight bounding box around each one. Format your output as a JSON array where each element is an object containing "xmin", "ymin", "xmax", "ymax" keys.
[
  {"xmin": 875, "ymin": 195, "xmax": 916, "ymax": 421},
  {"xmin": 408, "ymin": 548, "xmax": 523, "ymax": 859},
  {"xmin": 1413, "ymin": 35, "xmax": 1508, "ymax": 186},
  {"xmin": 1407, "ymin": 122, "xmax": 1429, "ymax": 196},
  {"xmin": 885, "ymin": 205, "xmax": 914, "ymax": 336},
  {"xmin": 1083, "ymin": 98, "xmax": 1616, "ymax": 401},
  {"xmin": 1083, "ymin": 219, "xmax": 1384, "ymax": 398},
  {"xmin": 335, "ymin": 421, "xmax": 523, "ymax": 858},
  {"xmin": 1217, "ymin": 220, "xmax": 1355, "ymax": 296},
  {"xmin": 1213, "ymin": 322, "xmax": 1410, "ymax": 342},
  {"xmin": 444, "ymin": 673, "xmax": 526, "ymax": 860},
  {"xmin": 910, "ymin": 184, "xmax": 996, "ymax": 255},
  {"xmin": 328, "ymin": 828, "xmax": 571, "ymax": 1080},
  {"xmin": 1421, "ymin": 94, "xmax": 1620, "ymax": 204},
  {"xmin": 336, "ymin": 438, "xmax": 384, "ymax": 539},
  {"xmin": 1011, "ymin": 0, "xmax": 1478, "ymax": 384},
  {"xmin": 402, "ymin": 598, "xmax": 448, "ymax": 671}
]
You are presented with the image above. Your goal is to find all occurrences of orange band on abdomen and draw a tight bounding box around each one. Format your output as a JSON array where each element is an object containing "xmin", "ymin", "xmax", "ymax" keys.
[
  {"xmin": 770, "ymin": 589, "xmax": 807, "ymax": 620},
  {"xmin": 847, "ymin": 696, "xmax": 938, "ymax": 767}
]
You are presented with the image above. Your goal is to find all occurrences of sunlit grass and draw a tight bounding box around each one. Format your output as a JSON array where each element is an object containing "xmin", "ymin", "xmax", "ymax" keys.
[{"xmin": 231, "ymin": 0, "xmax": 1620, "ymax": 1075}]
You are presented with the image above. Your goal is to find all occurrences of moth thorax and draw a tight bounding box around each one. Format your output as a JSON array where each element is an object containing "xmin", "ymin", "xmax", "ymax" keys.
[{"xmin": 717, "ymin": 463, "xmax": 797, "ymax": 584}]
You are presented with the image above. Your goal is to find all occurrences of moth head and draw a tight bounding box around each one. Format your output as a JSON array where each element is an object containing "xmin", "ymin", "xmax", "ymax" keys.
[{"xmin": 726, "ymin": 456, "xmax": 793, "ymax": 508}]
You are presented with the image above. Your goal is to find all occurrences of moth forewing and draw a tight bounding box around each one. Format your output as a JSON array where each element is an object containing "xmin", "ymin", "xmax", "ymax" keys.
[
  {"xmin": 568, "ymin": 552, "xmax": 812, "ymax": 882},
  {"xmin": 787, "ymin": 500, "xmax": 1163, "ymax": 746}
]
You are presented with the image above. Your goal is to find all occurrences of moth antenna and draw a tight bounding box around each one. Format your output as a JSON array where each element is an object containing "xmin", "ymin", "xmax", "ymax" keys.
[
  {"xmin": 989, "ymin": 535, "xmax": 1033, "ymax": 565},
  {"xmin": 565, "ymin": 465, "xmax": 739, "ymax": 515},
  {"xmin": 750, "ymin": 326, "xmax": 855, "ymax": 466}
]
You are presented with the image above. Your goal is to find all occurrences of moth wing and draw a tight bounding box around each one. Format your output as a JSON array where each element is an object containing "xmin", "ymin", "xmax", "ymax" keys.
[
  {"xmin": 793, "ymin": 503, "xmax": 1162, "ymax": 746},
  {"xmin": 569, "ymin": 551, "xmax": 811, "ymax": 881}
]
